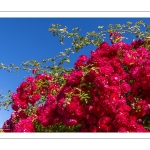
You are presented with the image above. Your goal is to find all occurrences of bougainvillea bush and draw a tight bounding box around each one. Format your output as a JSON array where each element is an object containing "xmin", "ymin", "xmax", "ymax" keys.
[{"xmin": 2, "ymin": 31, "xmax": 150, "ymax": 132}]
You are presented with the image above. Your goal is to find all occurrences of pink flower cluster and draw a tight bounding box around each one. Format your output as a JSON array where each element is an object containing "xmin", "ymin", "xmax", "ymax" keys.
[{"xmin": 2, "ymin": 34, "xmax": 150, "ymax": 132}]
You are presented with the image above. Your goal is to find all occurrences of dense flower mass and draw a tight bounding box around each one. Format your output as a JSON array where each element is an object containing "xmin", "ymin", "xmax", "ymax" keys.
[{"xmin": 2, "ymin": 33, "xmax": 150, "ymax": 132}]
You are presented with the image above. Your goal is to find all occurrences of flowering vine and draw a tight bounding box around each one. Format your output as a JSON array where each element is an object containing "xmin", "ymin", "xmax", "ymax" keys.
[{"xmin": 2, "ymin": 31, "xmax": 150, "ymax": 132}]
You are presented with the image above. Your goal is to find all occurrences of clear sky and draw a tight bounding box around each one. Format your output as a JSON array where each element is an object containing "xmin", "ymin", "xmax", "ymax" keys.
[{"xmin": 0, "ymin": 18, "xmax": 150, "ymax": 128}]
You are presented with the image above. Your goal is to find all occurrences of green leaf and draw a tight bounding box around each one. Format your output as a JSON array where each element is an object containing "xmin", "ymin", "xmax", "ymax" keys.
[
  {"xmin": 62, "ymin": 58, "xmax": 70, "ymax": 63},
  {"xmin": 48, "ymin": 58, "xmax": 55, "ymax": 61},
  {"xmin": 58, "ymin": 58, "xmax": 70, "ymax": 66},
  {"xmin": 72, "ymin": 27, "xmax": 80, "ymax": 31},
  {"xmin": 98, "ymin": 26, "xmax": 104, "ymax": 29}
]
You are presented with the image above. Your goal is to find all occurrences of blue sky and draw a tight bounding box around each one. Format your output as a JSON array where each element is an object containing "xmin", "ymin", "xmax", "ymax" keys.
[{"xmin": 0, "ymin": 18, "xmax": 150, "ymax": 128}]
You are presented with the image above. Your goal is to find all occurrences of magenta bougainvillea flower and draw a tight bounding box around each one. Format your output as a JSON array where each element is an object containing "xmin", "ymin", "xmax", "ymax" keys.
[{"xmin": 2, "ymin": 33, "xmax": 150, "ymax": 132}]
